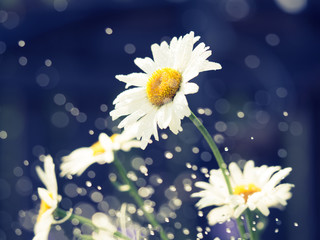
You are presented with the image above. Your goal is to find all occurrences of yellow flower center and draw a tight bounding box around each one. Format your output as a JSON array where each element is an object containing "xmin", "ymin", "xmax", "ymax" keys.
[
  {"xmin": 90, "ymin": 141, "xmax": 105, "ymax": 156},
  {"xmin": 110, "ymin": 134, "xmax": 119, "ymax": 142},
  {"xmin": 37, "ymin": 192, "xmax": 53, "ymax": 222},
  {"xmin": 233, "ymin": 183, "xmax": 261, "ymax": 202},
  {"xmin": 90, "ymin": 134, "xmax": 119, "ymax": 156},
  {"xmin": 146, "ymin": 68, "xmax": 182, "ymax": 106}
]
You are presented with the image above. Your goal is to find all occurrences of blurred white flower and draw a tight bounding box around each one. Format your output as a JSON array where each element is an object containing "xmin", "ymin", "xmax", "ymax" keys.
[
  {"xmin": 60, "ymin": 130, "xmax": 141, "ymax": 177},
  {"xmin": 110, "ymin": 31, "xmax": 222, "ymax": 149},
  {"xmin": 92, "ymin": 204, "xmax": 143, "ymax": 240},
  {"xmin": 33, "ymin": 155, "xmax": 61, "ymax": 240},
  {"xmin": 192, "ymin": 160, "xmax": 294, "ymax": 225},
  {"xmin": 92, "ymin": 212, "xmax": 117, "ymax": 240}
]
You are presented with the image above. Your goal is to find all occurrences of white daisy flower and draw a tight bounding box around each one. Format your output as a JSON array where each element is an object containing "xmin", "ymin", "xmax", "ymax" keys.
[
  {"xmin": 191, "ymin": 160, "xmax": 294, "ymax": 226},
  {"xmin": 60, "ymin": 130, "xmax": 141, "ymax": 177},
  {"xmin": 110, "ymin": 31, "xmax": 222, "ymax": 149},
  {"xmin": 33, "ymin": 155, "xmax": 61, "ymax": 240}
]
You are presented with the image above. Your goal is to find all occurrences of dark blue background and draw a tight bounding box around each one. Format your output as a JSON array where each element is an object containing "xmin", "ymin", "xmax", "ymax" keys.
[{"xmin": 0, "ymin": 0, "xmax": 319, "ymax": 239}]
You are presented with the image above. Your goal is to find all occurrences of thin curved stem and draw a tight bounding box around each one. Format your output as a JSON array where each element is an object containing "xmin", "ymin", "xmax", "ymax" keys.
[
  {"xmin": 189, "ymin": 111, "xmax": 247, "ymax": 238},
  {"xmin": 189, "ymin": 111, "xmax": 232, "ymax": 193},
  {"xmin": 112, "ymin": 153, "xmax": 169, "ymax": 240}
]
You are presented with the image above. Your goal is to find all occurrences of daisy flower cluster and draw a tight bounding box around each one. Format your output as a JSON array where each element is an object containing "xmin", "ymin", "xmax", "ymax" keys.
[
  {"xmin": 28, "ymin": 31, "xmax": 294, "ymax": 240},
  {"xmin": 192, "ymin": 160, "xmax": 294, "ymax": 226},
  {"xmin": 32, "ymin": 131, "xmax": 143, "ymax": 240}
]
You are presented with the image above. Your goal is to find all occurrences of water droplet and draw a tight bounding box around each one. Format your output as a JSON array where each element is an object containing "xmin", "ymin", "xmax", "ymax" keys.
[
  {"xmin": 245, "ymin": 55, "xmax": 260, "ymax": 69},
  {"xmin": 275, "ymin": 228, "xmax": 279, "ymax": 233},
  {"xmin": 45, "ymin": 59, "xmax": 52, "ymax": 67},
  {"xmin": 265, "ymin": 33, "xmax": 280, "ymax": 46},
  {"xmin": 165, "ymin": 151, "xmax": 173, "ymax": 159},
  {"xmin": 124, "ymin": 43, "xmax": 136, "ymax": 54},
  {"xmin": 0, "ymin": 130, "xmax": 8, "ymax": 139},
  {"xmin": 197, "ymin": 108, "xmax": 205, "ymax": 114},
  {"xmin": 18, "ymin": 56, "xmax": 27, "ymax": 66},
  {"xmin": 18, "ymin": 40, "xmax": 25, "ymax": 47},
  {"xmin": 192, "ymin": 147, "xmax": 199, "ymax": 154},
  {"xmin": 294, "ymin": 222, "xmax": 299, "ymax": 227},
  {"xmin": 105, "ymin": 27, "xmax": 113, "ymax": 35},
  {"xmin": 13, "ymin": 167, "xmax": 23, "ymax": 177},
  {"xmin": 174, "ymin": 222, "xmax": 182, "ymax": 229},
  {"xmin": 276, "ymin": 87, "xmax": 288, "ymax": 98},
  {"xmin": 15, "ymin": 228, "xmax": 22, "ymax": 236},
  {"xmin": 175, "ymin": 146, "xmax": 182, "ymax": 152},
  {"xmin": 237, "ymin": 111, "xmax": 245, "ymax": 118},
  {"xmin": 182, "ymin": 228, "xmax": 190, "ymax": 235},
  {"xmin": 161, "ymin": 133, "xmax": 168, "ymax": 139}
]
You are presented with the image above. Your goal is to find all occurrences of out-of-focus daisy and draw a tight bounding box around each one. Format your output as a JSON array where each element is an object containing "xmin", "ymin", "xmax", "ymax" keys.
[
  {"xmin": 34, "ymin": 155, "xmax": 61, "ymax": 240},
  {"xmin": 110, "ymin": 31, "xmax": 222, "ymax": 149},
  {"xmin": 92, "ymin": 212, "xmax": 117, "ymax": 240},
  {"xmin": 60, "ymin": 130, "xmax": 141, "ymax": 177},
  {"xmin": 92, "ymin": 205, "xmax": 143, "ymax": 240},
  {"xmin": 192, "ymin": 160, "xmax": 293, "ymax": 226}
]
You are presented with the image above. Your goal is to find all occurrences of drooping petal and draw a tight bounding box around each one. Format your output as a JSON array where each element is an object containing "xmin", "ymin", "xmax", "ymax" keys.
[{"xmin": 116, "ymin": 73, "xmax": 148, "ymax": 88}]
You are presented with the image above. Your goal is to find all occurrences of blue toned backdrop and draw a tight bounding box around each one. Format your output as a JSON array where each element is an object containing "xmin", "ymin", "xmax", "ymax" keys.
[{"xmin": 0, "ymin": 0, "xmax": 319, "ymax": 239}]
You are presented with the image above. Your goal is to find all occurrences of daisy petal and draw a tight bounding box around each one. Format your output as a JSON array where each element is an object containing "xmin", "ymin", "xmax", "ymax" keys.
[
  {"xmin": 116, "ymin": 73, "xmax": 148, "ymax": 88},
  {"xmin": 207, "ymin": 205, "xmax": 233, "ymax": 226},
  {"xmin": 134, "ymin": 57, "xmax": 157, "ymax": 74},
  {"xmin": 182, "ymin": 82, "xmax": 199, "ymax": 95}
]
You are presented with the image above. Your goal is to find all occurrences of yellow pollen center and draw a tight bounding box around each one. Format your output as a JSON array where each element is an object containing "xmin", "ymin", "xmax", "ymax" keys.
[
  {"xmin": 233, "ymin": 183, "xmax": 261, "ymax": 202},
  {"xmin": 146, "ymin": 68, "xmax": 182, "ymax": 106},
  {"xmin": 90, "ymin": 134, "xmax": 119, "ymax": 156},
  {"xmin": 90, "ymin": 141, "xmax": 105, "ymax": 156},
  {"xmin": 110, "ymin": 134, "xmax": 119, "ymax": 142},
  {"xmin": 37, "ymin": 192, "xmax": 53, "ymax": 222}
]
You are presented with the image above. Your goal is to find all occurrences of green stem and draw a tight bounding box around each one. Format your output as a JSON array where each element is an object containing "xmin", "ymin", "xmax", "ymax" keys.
[
  {"xmin": 189, "ymin": 111, "xmax": 247, "ymax": 238},
  {"xmin": 55, "ymin": 208, "xmax": 131, "ymax": 240},
  {"xmin": 245, "ymin": 210, "xmax": 256, "ymax": 240},
  {"xmin": 236, "ymin": 218, "xmax": 247, "ymax": 240},
  {"xmin": 189, "ymin": 111, "xmax": 232, "ymax": 193},
  {"xmin": 77, "ymin": 235, "xmax": 94, "ymax": 240},
  {"xmin": 113, "ymin": 153, "xmax": 169, "ymax": 240},
  {"xmin": 55, "ymin": 208, "xmax": 97, "ymax": 230}
]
